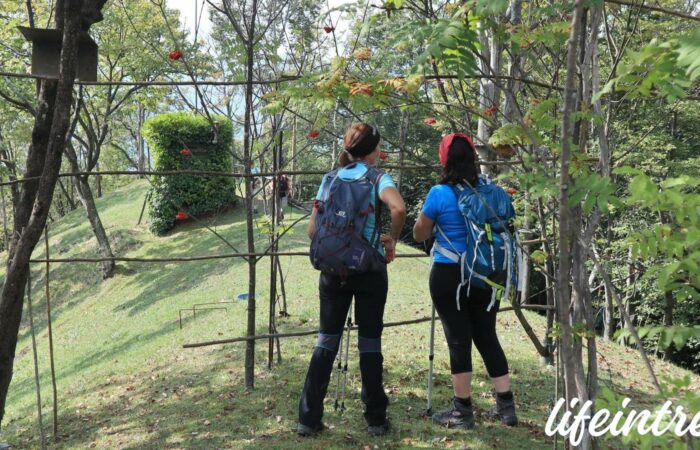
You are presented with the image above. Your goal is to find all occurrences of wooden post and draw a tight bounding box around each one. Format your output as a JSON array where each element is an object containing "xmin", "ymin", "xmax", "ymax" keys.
[
  {"xmin": 268, "ymin": 127, "xmax": 281, "ymax": 369},
  {"xmin": 27, "ymin": 272, "xmax": 47, "ymax": 450},
  {"xmin": 397, "ymin": 112, "xmax": 406, "ymax": 192},
  {"xmin": 291, "ymin": 117, "xmax": 297, "ymax": 200},
  {"xmin": 276, "ymin": 256, "xmax": 288, "ymax": 317},
  {"xmin": 44, "ymin": 227, "xmax": 58, "ymax": 437}
]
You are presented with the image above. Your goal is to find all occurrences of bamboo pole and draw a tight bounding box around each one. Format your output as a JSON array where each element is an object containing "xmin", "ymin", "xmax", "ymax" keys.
[
  {"xmin": 27, "ymin": 272, "xmax": 47, "ymax": 450},
  {"xmin": 44, "ymin": 227, "xmax": 58, "ymax": 437},
  {"xmin": 183, "ymin": 305, "xmax": 555, "ymax": 348}
]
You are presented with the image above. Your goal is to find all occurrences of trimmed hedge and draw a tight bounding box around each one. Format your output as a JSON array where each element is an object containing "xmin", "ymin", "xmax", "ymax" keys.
[{"xmin": 143, "ymin": 112, "xmax": 235, "ymax": 235}]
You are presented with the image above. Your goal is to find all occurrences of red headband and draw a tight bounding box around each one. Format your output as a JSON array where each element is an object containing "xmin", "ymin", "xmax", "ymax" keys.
[{"xmin": 438, "ymin": 133, "xmax": 476, "ymax": 166}]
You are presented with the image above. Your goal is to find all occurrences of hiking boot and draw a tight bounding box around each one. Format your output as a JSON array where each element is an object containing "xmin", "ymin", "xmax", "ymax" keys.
[
  {"xmin": 432, "ymin": 397, "xmax": 475, "ymax": 429},
  {"xmin": 367, "ymin": 419, "xmax": 390, "ymax": 436},
  {"xmin": 489, "ymin": 392, "xmax": 518, "ymax": 426},
  {"xmin": 296, "ymin": 422, "xmax": 324, "ymax": 436}
]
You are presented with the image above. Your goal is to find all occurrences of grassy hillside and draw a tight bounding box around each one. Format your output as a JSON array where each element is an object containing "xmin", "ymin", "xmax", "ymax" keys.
[{"xmin": 1, "ymin": 180, "xmax": 698, "ymax": 449}]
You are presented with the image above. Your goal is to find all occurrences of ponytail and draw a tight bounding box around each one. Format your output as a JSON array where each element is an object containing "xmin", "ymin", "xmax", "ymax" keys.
[{"xmin": 338, "ymin": 150, "xmax": 352, "ymax": 167}]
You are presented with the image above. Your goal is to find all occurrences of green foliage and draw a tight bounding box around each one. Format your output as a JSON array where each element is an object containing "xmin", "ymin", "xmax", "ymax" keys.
[
  {"xmin": 597, "ymin": 378, "xmax": 699, "ymax": 450},
  {"xmin": 619, "ymin": 325, "xmax": 700, "ymax": 351},
  {"xmin": 599, "ymin": 26, "xmax": 700, "ymax": 102},
  {"xmin": 392, "ymin": 8, "xmax": 479, "ymax": 79},
  {"xmin": 569, "ymin": 170, "xmax": 620, "ymax": 215},
  {"xmin": 143, "ymin": 113, "xmax": 235, "ymax": 235},
  {"xmin": 616, "ymin": 169, "xmax": 700, "ymax": 299},
  {"xmin": 488, "ymin": 123, "xmax": 531, "ymax": 146}
]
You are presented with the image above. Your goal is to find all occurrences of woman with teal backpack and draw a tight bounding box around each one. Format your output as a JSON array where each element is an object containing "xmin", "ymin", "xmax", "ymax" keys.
[
  {"xmin": 413, "ymin": 133, "xmax": 518, "ymax": 429},
  {"xmin": 297, "ymin": 123, "xmax": 406, "ymax": 437}
]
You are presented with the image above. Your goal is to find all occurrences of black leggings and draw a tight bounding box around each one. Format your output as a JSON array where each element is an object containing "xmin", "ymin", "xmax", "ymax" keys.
[
  {"xmin": 429, "ymin": 263, "xmax": 509, "ymax": 377},
  {"xmin": 298, "ymin": 270, "xmax": 389, "ymax": 427}
]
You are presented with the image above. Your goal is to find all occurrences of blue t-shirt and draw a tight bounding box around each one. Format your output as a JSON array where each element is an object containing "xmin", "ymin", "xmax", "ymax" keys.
[
  {"xmin": 421, "ymin": 184, "xmax": 467, "ymax": 264},
  {"xmin": 316, "ymin": 162, "xmax": 396, "ymax": 254}
]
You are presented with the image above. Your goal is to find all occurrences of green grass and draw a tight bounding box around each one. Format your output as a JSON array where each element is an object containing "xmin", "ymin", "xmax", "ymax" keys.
[{"xmin": 1, "ymin": 179, "xmax": 698, "ymax": 449}]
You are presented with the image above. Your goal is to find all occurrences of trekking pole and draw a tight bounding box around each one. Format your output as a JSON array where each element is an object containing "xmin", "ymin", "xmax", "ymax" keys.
[
  {"xmin": 339, "ymin": 302, "xmax": 353, "ymax": 413},
  {"xmin": 425, "ymin": 302, "xmax": 437, "ymax": 416},
  {"xmin": 333, "ymin": 323, "xmax": 346, "ymax": 411}
]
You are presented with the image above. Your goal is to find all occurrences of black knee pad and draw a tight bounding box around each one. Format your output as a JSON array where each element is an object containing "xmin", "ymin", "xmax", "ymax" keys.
[
  {"xmin": 315, "ymin": 332, "xmax": 341, "ymax": 352},
  {"xmin": 358, "ymin": 336, "xmax": 381, "ymax": 354}
]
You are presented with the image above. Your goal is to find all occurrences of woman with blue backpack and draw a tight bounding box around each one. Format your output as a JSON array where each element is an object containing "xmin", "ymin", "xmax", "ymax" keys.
[
  {"xmin": 413, "ymin": 133, "xmax": 518, "ymax": 429},
  {"xmin": 297, "ymin": 123, "xmax": 406, "ymax": 437}
]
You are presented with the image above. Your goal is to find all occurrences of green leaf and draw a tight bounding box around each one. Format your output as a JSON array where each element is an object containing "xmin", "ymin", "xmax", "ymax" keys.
[{"xmin": 677, "ymin": 27, "xmax": 700, "ymax": 81}]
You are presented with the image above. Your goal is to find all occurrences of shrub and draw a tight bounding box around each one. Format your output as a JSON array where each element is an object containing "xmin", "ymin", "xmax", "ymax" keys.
[{"xmin": 143, "ymin": 112, "xmax": 235, "ymax": 235}]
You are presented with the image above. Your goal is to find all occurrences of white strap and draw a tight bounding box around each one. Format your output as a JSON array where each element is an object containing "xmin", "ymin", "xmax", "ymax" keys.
[
  {"xmin": 503, "ymin": 232, "xmax": 512, "ymax": 304},
  {"xmin": 487, "ymin": 288, "xmax": 497, "ymax": 312},
  {"xmin": 432, "ymin": 241, "xmax": 460, "ymax": 263}
]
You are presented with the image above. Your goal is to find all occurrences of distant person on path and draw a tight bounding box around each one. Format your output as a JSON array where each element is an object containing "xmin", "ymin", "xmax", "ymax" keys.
[
  {"xmin": 413, "ymin": 133, "xmax": 518, "ymax": 429},
  {"xmin": 276, "ymin": 174, "xmax": 290, "ymax": 222},
  {"xmin": 297, "ymin": 123, "xmax": 406, "ymax": 437}
]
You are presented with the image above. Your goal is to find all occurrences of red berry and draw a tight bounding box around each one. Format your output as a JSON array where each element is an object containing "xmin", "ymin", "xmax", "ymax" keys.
[
  {"xmin": 176, "ymin": 211, "xmax": 187, "ymax": 220},
  {"xmin": 308, "ymin": 130, "xmax": 320, "ymax": 139},
  {"xmin": 180, "ymin": 149, "xmax": 191, "ymax": 156},
  {"xmin": 323, "ymin": 25, "xmax": 334, "ymax": 34},
  {"xmin": 484, "ymin": 105, "xmax": 498, "ymax": 117},
  {"xmin": 379, "ymin": 151, "xmax": 388, "ymax": 161},
  {"xmin": 168, "ymin": 50, "xmax": 183, "ymax": 60}
]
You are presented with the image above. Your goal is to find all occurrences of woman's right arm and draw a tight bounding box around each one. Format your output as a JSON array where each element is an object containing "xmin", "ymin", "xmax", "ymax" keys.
[
  {"xmin": 413, "ymin": 212, "xmax": 434, "ymax": 243},
  {"xmin": 307, "ymin": 208, "xmax": 318, "ymax": 240},
  {"xmin": 414, "ymin": 188, "xmax": 437, "ymax": 243}
]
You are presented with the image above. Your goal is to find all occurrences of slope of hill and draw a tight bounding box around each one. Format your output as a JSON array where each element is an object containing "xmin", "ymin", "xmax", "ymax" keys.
[{"xmin": 1, "ymin": 180, "xmax": 698, "ymax": 449}]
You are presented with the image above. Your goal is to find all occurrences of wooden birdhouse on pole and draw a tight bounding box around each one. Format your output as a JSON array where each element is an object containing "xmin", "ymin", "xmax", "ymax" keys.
[{"xmin": 18, "ymin": 27, "xmax": 98, "ymax": 82}]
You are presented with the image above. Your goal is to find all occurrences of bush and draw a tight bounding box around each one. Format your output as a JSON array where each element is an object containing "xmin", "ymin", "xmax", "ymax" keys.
[{"xmin": 143, "ymin": 112, "xmax": 235, "ymax": 235}]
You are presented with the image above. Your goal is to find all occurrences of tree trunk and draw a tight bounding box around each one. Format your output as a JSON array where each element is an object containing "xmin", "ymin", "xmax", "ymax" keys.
[
  {"xmin": 603, "ymin": 274, "xmax": 615, "ymax": 340},
  {"xmin": 95, "ymin": 161, "xmax": 102, "ymax": 198},
  {"xmin": 137, "ymin": 103, "xmax": 146, "ymax": 176},
  {"xmin": 661, "ymin": 212, "xmax": 675, "ymax": 360},
  {"xmin": 0, "ymin": 0, "xmax": 89, "ymax": 425},
  {"xmin": 64, "ymin": 141, "xmax": 115, "ymax": 278},
  {"xmin": 557, "ymin": 2, "xmax": 587, "ymax": 448},
  {"xmin": 243, "ymin": 0, "xmax": 259, "ymax": 390},
  {"xmin": 476, "ymin": 25, "xmax": 502, "ymax": 176},
  {"xmin": 75, "ymin": 175, "xmax": 115, "ymax": 278},
  {"xmin": 57, "ymin": 179, "xmax": 77, "ymax": 211}
]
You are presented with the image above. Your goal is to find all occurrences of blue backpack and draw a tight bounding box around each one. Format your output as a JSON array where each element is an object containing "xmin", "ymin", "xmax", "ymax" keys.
[
  {"xmin": 310, "ymin": 164, "xmax": 386, "ymax": 278},
  {"xmin": 432, "ymin": 176, "xmax": 519, "ymax": 311}
]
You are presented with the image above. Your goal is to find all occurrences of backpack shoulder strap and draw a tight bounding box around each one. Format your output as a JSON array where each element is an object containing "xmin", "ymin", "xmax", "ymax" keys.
[
  {"xmin": 319, "ymin": 169, "xmax": 340, "ymax": 201},
  {"xmin": 364, "ymin": 166, "xmax": 385, "ymax": 247}
]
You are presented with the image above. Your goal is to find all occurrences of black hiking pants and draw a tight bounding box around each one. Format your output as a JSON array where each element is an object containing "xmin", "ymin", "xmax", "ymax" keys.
[
  {"xmin": 429, "ymin": 263, "xmax": 509, "ymax": 377},
  {"xmin": 298, "ymin": 270, "xmax": 389, "ymax": 427}
]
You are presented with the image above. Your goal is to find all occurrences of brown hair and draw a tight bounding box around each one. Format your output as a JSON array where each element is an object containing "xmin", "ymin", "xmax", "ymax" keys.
[{"xmin": 338, "ymin": 123, "xmax": 381, "ymax": 167}]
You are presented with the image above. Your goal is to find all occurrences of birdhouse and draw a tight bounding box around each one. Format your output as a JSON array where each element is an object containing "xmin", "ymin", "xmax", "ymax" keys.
[{"xmin": 18, "ymin": 27, "xmax": 98, "ymax": 82}]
